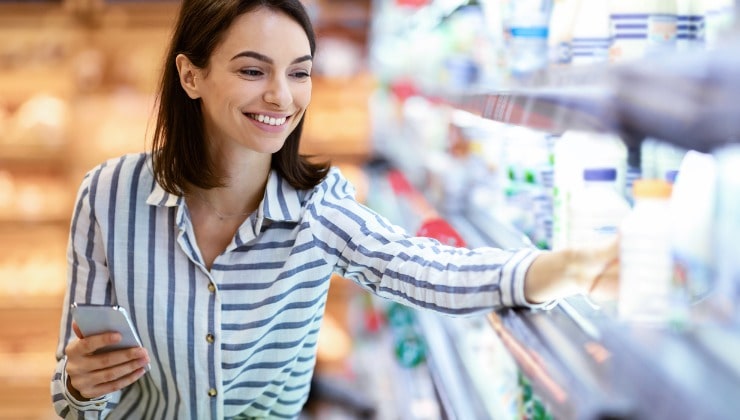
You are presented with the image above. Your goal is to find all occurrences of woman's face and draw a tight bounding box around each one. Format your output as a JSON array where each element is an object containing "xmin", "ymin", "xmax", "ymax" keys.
[{"xmin": 195, "ymin": 8, "xmax": 312, "ymax": 155}]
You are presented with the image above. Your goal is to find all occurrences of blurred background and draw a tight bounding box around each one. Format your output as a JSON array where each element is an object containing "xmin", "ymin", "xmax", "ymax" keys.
[
  {"xmin": 0, "ymin": 0, "xmax": 374, "ymax": 418},
  {"xmin": 3, "ymin": 0, "xmax": 740, "ymax": 419}
]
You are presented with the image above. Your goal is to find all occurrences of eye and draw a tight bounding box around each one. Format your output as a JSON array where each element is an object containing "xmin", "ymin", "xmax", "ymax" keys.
[
  {"xmin": 291, "ymin": 70, "xmax": 311, "ymax": 79},
  {"xmin": 239, "ymin": 68, "xmax": 264, "ymax": 78}
]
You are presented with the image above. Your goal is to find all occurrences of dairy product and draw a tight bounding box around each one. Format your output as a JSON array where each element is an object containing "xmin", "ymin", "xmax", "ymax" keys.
[
  {"xmin": 568, "ymin": 168, "xmax": 631, "ymax": 249},
  {"xmin": 551, "ymin": 130, "xmax": 627, "ymax": 250},
  {"xmin": 670, "ymin": 150, "xmax": 717, "ymax": 309},
  {"xmin": 618, "ymin": 179, "xmax": 674, "ymax": 325}
]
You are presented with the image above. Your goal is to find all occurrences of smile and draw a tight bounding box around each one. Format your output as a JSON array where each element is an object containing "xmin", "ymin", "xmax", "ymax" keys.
[{"xmin": 247, "ymin": 113, "xmax": 288, "ymax": 126}]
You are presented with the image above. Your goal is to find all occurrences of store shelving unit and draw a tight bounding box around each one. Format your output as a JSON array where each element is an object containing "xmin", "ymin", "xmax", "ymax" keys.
[
  {"xmin": 368, "ymin": 155, "xmax": 740, "ymax": 419},
  {"xmin": 369, "ymin": 23, "xmax": 740, "ymax": 417},
  {"xmin": 438, "ymin": 63, "xmax": 615, "ymax": 136},
  {"xmin": 459, "ymin": 209, "xmax": 740, "ymax": 420},
  {"xmin": 0, "ymin": 5, "xmax": 81, "ymax": 419}
]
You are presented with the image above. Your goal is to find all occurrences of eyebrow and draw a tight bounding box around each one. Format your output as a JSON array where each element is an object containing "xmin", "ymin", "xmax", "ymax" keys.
[{"xmin": 231, "ymin": 50, "xmax": 312, "ymax": 65}]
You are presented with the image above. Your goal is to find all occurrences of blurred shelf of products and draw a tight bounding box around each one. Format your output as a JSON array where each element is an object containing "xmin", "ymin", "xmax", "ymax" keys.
[
  {"xmin": 364, "ymin": 0, "xmax": 740, "ymax": 419},
  {"xmin": 0, "ymin": 0, "xmax": 376, "ymax": 419},
  {"xmin": 4, "ymin": 0, "xmax": 740, "ymax": 419}
]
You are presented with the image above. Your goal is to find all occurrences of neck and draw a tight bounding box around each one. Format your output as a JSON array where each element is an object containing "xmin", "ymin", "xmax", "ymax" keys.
[
  {"xmin": 194, "ymin": 137, "xmax": 272, "ymax": 219},
  {"xmin": 193, "ymin": 169, "xmax": 269, "ymax": 219}
]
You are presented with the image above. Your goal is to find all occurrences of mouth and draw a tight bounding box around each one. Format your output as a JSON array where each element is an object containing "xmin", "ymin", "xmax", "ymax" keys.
[{"xmin": 245, "ymin": 113, "xmax": 289, "ymax": 127}]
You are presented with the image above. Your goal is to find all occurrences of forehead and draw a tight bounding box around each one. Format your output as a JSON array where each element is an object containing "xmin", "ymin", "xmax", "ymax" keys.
[{"xmin": 214, "ymin": 7, "xmax": 311, "ymax": 61}]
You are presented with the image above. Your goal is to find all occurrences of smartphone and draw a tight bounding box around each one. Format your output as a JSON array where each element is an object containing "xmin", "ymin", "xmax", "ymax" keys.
[{"xmin": 71, "ymin": 303, "xmax": 150, "ymax": 370}]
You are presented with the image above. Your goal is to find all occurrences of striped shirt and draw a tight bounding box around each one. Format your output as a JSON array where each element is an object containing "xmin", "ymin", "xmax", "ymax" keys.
[{"xmin": 51, "ymin": 152, "xmax": 541, "ymax": 419}]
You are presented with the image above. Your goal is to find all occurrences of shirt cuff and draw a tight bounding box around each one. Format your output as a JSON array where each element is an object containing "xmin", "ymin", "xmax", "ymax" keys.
[
  {"xmin": 62, "ymin": 357, "xmax": 109, "ymax": 411},
  {"xmin": 500, "ymin": 248, "xmax": 557, "ymax": 310}
]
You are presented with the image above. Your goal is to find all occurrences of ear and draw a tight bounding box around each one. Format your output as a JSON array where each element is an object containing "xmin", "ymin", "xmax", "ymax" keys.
[{"xmin": 175, "ymin": 54, "xmax": 202, "ymax": 99}]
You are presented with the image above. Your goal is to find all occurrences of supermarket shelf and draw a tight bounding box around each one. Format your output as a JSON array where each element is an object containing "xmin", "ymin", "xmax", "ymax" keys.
[
  {"xmin": 610, "ymin": 40, "xmax": 740, "ymax": 153},
  {"xmin": 368, "ymin": 161, "xmax": 740, "ymax": 419},
  {"xmin": 421, "ymin": 62, "xmax": 619, "ymax": 143},
  {"xmin": 449, "ymin": 213, "xmax": 631, "ymax": 420},
  {"xmin": 445, "ymin": 85, "xmax": 616, "ymax": 138},
  {"xmin": 370, "ymin": 32, "xmax": 740, "ymax": 417},
  {"xmin": 423, "ymin": 35, "xmax": 740, "ymax": 154},
  {"xmin": 455, "ymin": 207, "xmax": 740, "ymax": 420},
  {"xmin": 414, "ymin": 311, "xmax": 491, "ymax": 420},
  {"xmin": 364, "ymin": 167, "xmax": 499, "ymax": 419}
]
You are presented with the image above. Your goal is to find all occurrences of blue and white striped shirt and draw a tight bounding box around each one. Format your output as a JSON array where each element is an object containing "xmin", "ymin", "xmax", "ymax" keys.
[{"xmin": 51, "ymin": 152, "xmax": 540, "ymax": 419}]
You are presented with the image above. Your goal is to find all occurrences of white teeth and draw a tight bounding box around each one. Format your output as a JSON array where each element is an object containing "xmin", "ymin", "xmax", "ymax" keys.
[{"xmin": 250, "ymin": 114, "xmax": 287, "ymax": 126}]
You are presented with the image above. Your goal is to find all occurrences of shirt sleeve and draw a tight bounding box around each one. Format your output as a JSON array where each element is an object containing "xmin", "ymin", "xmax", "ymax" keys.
[
  {"xmin": 51, "ymin": 167, "xmax": 122, "ymax": 418},
  {"xmin": 308, "ymin": 168, "xmax": 552, "ymax": 316}
]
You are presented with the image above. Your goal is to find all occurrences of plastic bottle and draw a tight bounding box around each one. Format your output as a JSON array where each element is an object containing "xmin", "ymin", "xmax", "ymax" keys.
[
  {"xmin": 640, "ymin": 138, "xmax": 686, "ymax": 182},
  {"xmin": 551, "ymin": 130, "xmax": 627, "ymax": 250},
  {"xmin": 502, "ymin": 0, "xmax": 554, "ymax": 77},
  {"xmin": 670, "ymin": 151, "xmax": 716, "ymax": 316},
  {"xmin": 704, "ymin": 0, "xmax": 735, "ymax": 49},
  {"xmin": 548, "ymin": 0, "xmax": 582, "ymax": 65},
  {"xmin": 609, "ymin": 0, "xmax": 651, "ymax": 62},
  {"xmin": 567, "ymin": 168, "xmax": 631, "ymax": 249},
  {"xmin": 712, "ymin": 145, "xmax": 740, "ymax": 325},
  {"xmin": 532, "ymin": 138, "xmax": 555, "ymax": 250},
  {"xmin": 647, "ymin": 0, "xmax": 678, "ymax": 55},
  {"xmin": 618, "ymin": 179, "xmax": 675, "ymax": 325},
  {"xmin": 570, "ymin": 0, "xmax": 611, "ymax": 65},
  {"xmin": 676, "ymin": 0, "xmax": 705, "ymax": 51},
  {"xmin": 609, "ymin": 0, "xmax": 678, "ymax": 62}
]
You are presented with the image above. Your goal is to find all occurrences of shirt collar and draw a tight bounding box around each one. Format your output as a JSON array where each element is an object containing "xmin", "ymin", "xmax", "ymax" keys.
[{"xmin": 146, "ymin": 170, "xmax": 304, "ymax": 223}]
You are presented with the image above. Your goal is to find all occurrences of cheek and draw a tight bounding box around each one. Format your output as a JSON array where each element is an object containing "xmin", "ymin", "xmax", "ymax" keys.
[{"xmin": 295, "ymin": 82, "xmax": 311, "ymax": 108}]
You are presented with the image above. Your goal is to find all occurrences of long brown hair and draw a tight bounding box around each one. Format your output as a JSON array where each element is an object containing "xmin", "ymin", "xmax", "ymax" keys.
[{"xmin": 151, "ymin": 0, "xmax": 329, "ymax": 195}]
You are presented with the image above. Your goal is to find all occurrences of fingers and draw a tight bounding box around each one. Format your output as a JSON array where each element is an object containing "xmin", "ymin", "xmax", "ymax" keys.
[
  {"xmin": 67, "ymin": 345, "xmax": 148, "ymax": 375},
  {"xmin": 65, "ymin": 334, "xmax": 150, "ymax": 400},
  {"xmin": 68, "ymin": 331, "xmax": 122, "ymax": 357},
  {"xmin": 587, "ymin": 237, "xmax": 619, "ymax": 266},
  {"xmin": 72, "ymin": 321, "xmax": 83, "ymax": 339},
  {"xmin": 589, "ymin": 257, "xmax": 620, "ymax": 302},
  {"xmin": 569, "ymin": 237, "xmax": 620, "ymax": 302},
  {"xmin": 70, "ymin": 357, "xmax": 149, "ymax": 400},
  {"xmin": 601, "ymin": 237, "xmax": 620, "ymax": 263}
]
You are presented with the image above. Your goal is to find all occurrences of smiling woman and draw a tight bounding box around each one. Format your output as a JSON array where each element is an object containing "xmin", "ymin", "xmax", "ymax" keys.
[
  {"xmin": 51, "ymin": 0, "xmax": 620, "ymax": 419},
  {"xmin": 154, "ymin": 1, "xmax": 326, "ymax": 198}
]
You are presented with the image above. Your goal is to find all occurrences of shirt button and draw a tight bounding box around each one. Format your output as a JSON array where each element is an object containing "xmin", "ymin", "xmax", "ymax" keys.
[
  {"xmin": 208, "ymin": 282, "xmax": 216, "ymax": 293},
  {"xmin": 206, "ymin": 333, "xmax": 215, "ymax": 343},
  {"xmin": 208, "ymin": 388, "xmax": 217, "ymax": 397}
]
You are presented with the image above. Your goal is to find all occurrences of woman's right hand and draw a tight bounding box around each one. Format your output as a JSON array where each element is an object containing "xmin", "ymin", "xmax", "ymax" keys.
[
  {"xmin": 524, "ymin": 239, "xmax": 620, "ymax": 304},
  {"xmin": 64, "ymin": 321, "xmax": 150, "ymax": 400}
]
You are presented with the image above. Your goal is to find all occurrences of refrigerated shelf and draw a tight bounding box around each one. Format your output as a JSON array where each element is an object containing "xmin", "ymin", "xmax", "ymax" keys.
[
  {"xmin": 456, "ymin": 204, "xmax": 740, "ymax": 420},
  {"xmin": 433, "ymin": 34, "xmax": 740, "ymax": 155},
  {"xmin": 369, "ymin": 12, "xmax": 740, "ymax": 418},
  {"xmin": 366, "ymin": 162, "xmax": 740, "ymax": 419}
]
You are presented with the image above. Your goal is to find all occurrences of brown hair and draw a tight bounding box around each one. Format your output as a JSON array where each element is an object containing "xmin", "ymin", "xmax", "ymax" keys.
[{"xmin": 151, "ymin": 0, "xmax": 329, "ymax": 194}]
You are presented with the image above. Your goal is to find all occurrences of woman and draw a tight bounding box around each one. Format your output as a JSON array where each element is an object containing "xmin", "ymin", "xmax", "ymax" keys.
[{"xmin": 52, "ymin": 0, "xmax": 618, "ymax": 418}]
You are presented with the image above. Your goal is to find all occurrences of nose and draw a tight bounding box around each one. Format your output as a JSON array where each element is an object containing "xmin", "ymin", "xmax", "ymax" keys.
[{"xmin": 263, "ymin": 75, "xmax": 292, "ymax": 108}]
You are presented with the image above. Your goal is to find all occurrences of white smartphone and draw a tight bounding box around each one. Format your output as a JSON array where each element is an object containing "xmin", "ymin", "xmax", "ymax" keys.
[{"xmin": 71, "ymin": 303, "xmax": 150, "ymax": 370}]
